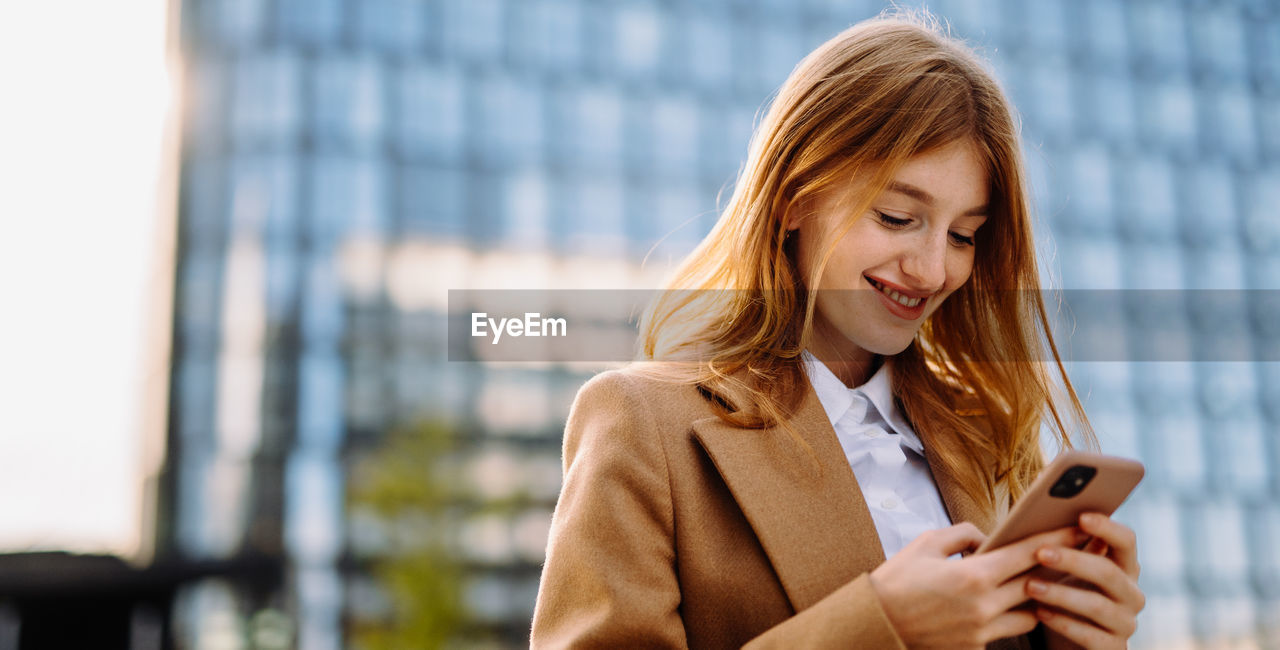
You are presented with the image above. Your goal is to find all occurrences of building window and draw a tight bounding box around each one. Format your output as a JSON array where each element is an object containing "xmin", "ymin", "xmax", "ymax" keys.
[
  {"xmin": 471, "ymin": 74, "xmax": 545, "ymax": 168},
  {"xmin": 1248, "ymin": 19, "xmax": 1280, "ymax": 89},
  {"xmin": 1243, "ymin": 169, "xmax": 1280, "ymax": 254},
  {"xmin": 180, "ymin": 251, "xmax": 225, "ymax": 352},
  {"xmin": 1246, "ymin": 504, "xmax": 1280, "ymax": 597},
  {"xmin": 933, "ymin": 0, "xmax": 1004, "ymax": 44},
  {"xmin": 1057, "ymin": 235, "xmax": 1124, "ymax": 290},
  {"xmin": 512, "ymin": 0, "xmax": 582, "ymax": 73},
  {"xmin": 398, "ymin": 164, "xmax": 467, "ymax": 240},
  {"xmin": 1144, "ymin": 408, "xmax": 1207, "ymax": 495},
  {"xmin": 1187, "ymin": 4, "xmax": 1247, "ymax": 81},
  {"xmin": 1022, "ymin": 0, "xmax": 1067, "ymax": 56},
  {"xmin": 265, "ymin": 244, "xmax": 299, "ymax": 325},
  {"xmin": 393, "ymin": 63, "xmax": 465, "ymax": 163},
  {"xmin": 1128, "ymin": 1, "xmax": 1189, "ymax": 75},
  {"xmin": 555, "ymin": 172, "xmax": 625, "ymax": 255},
  {"xmin": 230, "ymin": 52, "xmax": 302, "ymax": 149},
  {"xmin": 310, "ymin": 156, "xmax": 389, "ymax": 248},
  {"xmin": 1025, "ymin": 58, "xmax": 1075, "ymax": 139},
  {"xmin": 1118, "ymin": 155, "xmax": 1178, "ymax": 242},
  {"xmin": 501, "ymin": 168, "xmax": 550, "ymax": 250},
  {"xmin": 754, "ymin": 19, "xmax": 806, "ymax": 92},
  {"xmin": 1208, "ymin": 414, "xmax": 1268, "ymax": 497},
  {"xmin": 274, "ymin": 0, "xmax": 343, "ymax": 48},
  {"xmin": 649, "ymin": 95, "xmax": 700, "ymax": 180},
  {"xmin": 301, "ymin": 254, "xmax": 344, "ymax": 346},
  {"xmin": 1065, "ymin": 144, "xmax": 1115, "ymax": 235},
  {"xmin": 1128, "ymin": 497, "xmax": 1185, "ymax": 590},
  {"xmin": 1185, "ymin": 500, "xmax": 1251, "ymax": 594},
  {"xmin": 228, "ymin": 153, "xmax": 300, "ymax": 245},
  {"xmin": 443, "ymin": 0, "xmax": 505, "ymax": 63},
  {"xmin": 1179, "ymin": 162, "xmax": 1238, "ymax": 249},
  {"xmin": 1136, "ymin": 77, "xmax": 1197, "ymax": 155},
  {"xmin": 312, "ymin": 55, "xmax": 385, "ymax": 154},
  {"xmin": 178, "ymin": 355, "xmax": 218, "ymax": 446},
  {"xmin": 1079, "ymin": 71, "xmax": 1137, "ymax": 145},
  {"xmin": 185, "ymin": 58, "xmax": 230, "ymax": 153},
  {"xmin": 612, "ymin": 2, "xmax": 663, "ymax": 81},
  {"xmin": 1123, "ymin": 242, "xmax": 1182, "ymax": 290},
  {"xmin": 1074, "ymin": 0, "xmax": 1128, "ymax": 70},
  {"xmin": 1197, "ymin": 84, "xmax": 1257, "ymax": 163},
  {"xmin": 352, "ymin": 0, "xmax": 425, "ymax": 54},
  {"xmin": 627, "ymin": 179, "xmax": 703, "ymax": 260},
  {"xmin": 198, "ymin": 0, "xmax": 266, "ymax": 51},
  {"xmin": 679, "ymin": 10, "xmax": 732, "ymax": 91},
  {"xmin": 550, "ymin": 83, "xmax": 623, "ymax": 173},
  {"xmin": 183, "ymin": 155, "xmax": 229, "ymax": 248},
  {"xmin": 298, "ymin": 351, "xmax": 344, "ymax": 451},
  {"xmin": 286, "ymin": 453, "xmax": 344, "ymax": 564}
]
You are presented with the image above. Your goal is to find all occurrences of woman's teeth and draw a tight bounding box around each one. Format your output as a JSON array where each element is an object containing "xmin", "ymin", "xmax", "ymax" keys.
[{"xmin": 866, "ymin": 277, "xmax": 923, "ymax": 308}]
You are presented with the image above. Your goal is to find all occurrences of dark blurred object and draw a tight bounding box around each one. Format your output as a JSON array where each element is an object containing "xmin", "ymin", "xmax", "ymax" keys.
[{"xmin": 0, "ymin": 551, "xmax": 281, "ymax": 650}]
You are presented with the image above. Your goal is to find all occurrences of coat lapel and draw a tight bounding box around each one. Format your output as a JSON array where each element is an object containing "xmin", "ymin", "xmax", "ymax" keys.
[
  {"xmin": 691, "ymin": 376, "xmax": 1000, "ymax": 612},
  {"xmin": 690, "ymin": 378, "xmax": 884, "ymax": 612}
]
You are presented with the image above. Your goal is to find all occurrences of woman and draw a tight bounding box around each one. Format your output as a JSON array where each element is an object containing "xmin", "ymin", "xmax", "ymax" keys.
[{"xmin": 531, "ymin": 12, "xmax": 1144, "ymax": 650}]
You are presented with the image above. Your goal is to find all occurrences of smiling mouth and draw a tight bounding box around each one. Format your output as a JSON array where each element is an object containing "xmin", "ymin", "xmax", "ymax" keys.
[{"xmin": 865, "ymin": 276, "xmax": 925, "ymax": 308}]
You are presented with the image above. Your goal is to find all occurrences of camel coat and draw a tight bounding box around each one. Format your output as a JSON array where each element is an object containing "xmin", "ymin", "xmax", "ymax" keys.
[{"xmin": 530, "ymin": 367, "xmax": 1040, "ymax": 649}]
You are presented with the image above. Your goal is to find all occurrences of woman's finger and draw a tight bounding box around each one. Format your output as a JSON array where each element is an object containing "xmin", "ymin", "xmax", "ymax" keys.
[
  {"xmin": 917, "ymin": 522, "xmax": 987, "ymax": 557},
  {"xmin": 984, "ymin": 609, "xmax": 1039, "ymax": 643},
  {"xmin": 1081, "ymin": 535, "xmax": 1108, "ymax": 555},
  {"xmin": 1037, "ymin": 545, "xmax": 1145, "ymax": 609},
  {"xmin": 979, "ymin": 526, "xmax": 1089, "ymax": 584},
  {"xmin": 989, "ymin": 574, "xmax": 1034, "ymax": 613},
  {"xmin": 1037, "ymin": 606, "xmax": 1122, "ymax": 649},
  {"xmin": 1079, "ymin": 512, "xmax": 1139, "ymax": 576},
  {"xmin": 1026, "ymin": 578, "xmax": 1136, "ymax": 637}
]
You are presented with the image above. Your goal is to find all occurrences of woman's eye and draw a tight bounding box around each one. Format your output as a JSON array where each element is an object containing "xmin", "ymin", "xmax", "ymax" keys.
[
  {"xmin": 875, "ymin": 211, "xmax": 911, "ymax": 227},
  {"xmin": 949, "ymin": 231, "xmax": 976, "ymax": 247}
]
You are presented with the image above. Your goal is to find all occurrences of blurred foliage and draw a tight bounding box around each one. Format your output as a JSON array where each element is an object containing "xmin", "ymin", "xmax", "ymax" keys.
[{"xmin": 346, "ymin": 419, "xmax": 470, "ymax": 650}]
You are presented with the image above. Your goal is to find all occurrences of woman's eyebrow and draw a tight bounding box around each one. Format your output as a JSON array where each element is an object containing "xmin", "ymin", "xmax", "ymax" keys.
[{"xmin": 885, "ymin": 181, "xmax": 989, "ymax": 217}]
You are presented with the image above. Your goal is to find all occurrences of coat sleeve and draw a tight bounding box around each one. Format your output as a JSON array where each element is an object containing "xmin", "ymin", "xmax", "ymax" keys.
[
  {"xmin": 530, "ymin": 371, "xmax": 912, "ymax": 649},
  {"xmin": 741, "ymin": 573, "xmax": 907, "ymax": 649},
  {"xmin": 530, "ymin": 371, "xmax": 689, "ymax": 648}
]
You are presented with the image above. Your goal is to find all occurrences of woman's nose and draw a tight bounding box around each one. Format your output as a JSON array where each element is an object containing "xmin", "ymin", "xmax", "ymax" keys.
[{"xmin": 900, "ymin": 235, "xmax": 948, "ymax": 293}]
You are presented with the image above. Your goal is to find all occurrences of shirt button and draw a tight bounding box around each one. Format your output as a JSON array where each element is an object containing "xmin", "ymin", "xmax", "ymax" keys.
[{"xmin": 881, "ymin": 498, "xmax": 898, "ymax": 510}]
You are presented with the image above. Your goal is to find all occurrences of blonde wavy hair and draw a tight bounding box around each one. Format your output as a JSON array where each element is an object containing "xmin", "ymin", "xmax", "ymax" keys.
[{"xmin": 635, "ymin": 11, "xmax": 1095, "ymax": 510}]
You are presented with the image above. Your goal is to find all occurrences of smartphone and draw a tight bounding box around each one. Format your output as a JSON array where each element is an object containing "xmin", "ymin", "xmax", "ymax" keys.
[{"xmin": 976, "ymin": 450, "xmax": 1144, "ymax": 554}]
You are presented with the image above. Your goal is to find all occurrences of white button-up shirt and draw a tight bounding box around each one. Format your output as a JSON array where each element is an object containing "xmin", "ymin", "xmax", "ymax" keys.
[{"xmin": 802, "ymin": 350, "xmax": 953, "ymax": 559}]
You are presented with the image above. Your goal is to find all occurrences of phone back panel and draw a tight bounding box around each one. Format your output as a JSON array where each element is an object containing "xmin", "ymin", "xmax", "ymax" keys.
[{"xmin": 977, "ymin": 451, "xmax": 1145, "ymax": 553}]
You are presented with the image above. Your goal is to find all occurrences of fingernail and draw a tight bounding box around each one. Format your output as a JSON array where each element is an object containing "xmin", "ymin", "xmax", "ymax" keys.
[
  {"xmin": 1082, "ymin": 513, "xmax": 1100, "ymax": 527},
  {"xmin": 1038, "ymin": 548, "xmax": 1060, "ymax": 565},
  {"xmin": 1027, "ymin": 580, "xmax": 1048, "ymax": 595}
]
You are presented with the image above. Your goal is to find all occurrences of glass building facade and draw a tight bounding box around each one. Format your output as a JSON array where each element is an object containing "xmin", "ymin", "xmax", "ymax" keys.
[{"xmin": 163, "ymin": 0, "xmax": 1280, "ymax": 647}]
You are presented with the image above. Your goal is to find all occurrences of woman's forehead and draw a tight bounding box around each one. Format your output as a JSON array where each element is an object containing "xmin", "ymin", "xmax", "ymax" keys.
[{"xmin": 821, "ymin": 142, "xmax": 992, "ymax": 212}]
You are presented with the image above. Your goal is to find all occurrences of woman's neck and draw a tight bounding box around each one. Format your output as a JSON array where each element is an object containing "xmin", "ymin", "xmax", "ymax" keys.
[{"xmin": 806, "ymin": 337, "xmax": 881, "ymax": 389}]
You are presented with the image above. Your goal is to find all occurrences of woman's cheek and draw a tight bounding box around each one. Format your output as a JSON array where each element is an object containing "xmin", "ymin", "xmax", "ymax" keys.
[{"xmin": 946, "ymin": 252, "xmax": 976, "ymax": 290}]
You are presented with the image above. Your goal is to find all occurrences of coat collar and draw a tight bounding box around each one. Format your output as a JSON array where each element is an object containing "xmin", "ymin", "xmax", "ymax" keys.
[{"xmin": 690, "ymin": 372, "xmax": 993, "ymax": 613}]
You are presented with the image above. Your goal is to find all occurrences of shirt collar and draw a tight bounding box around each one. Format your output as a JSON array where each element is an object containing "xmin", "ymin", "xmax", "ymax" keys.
[{"xmin": 801, "ymin": 350, "xmax": 924, "ymax": 454}]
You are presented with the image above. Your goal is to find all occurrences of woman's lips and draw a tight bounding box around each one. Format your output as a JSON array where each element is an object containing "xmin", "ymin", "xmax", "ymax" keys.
[{"xmin": 865, "ymin": 275, "xmax": 928, "ymax": 319}]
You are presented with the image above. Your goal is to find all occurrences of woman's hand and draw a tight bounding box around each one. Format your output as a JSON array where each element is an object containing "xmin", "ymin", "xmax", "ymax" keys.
[
  {"xmin": 1028, "ymin": 512, "xmax": 1145, "ymax": 650},
  {"xmin": 869, "ymin": 522, "xmax": 1090, "ymax": 650}
]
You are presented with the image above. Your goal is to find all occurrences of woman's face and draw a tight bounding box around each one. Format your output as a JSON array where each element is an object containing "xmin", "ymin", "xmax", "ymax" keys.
[{"xmin": 790, "ymin": 139, "xmax": 990, "ymax": 382}]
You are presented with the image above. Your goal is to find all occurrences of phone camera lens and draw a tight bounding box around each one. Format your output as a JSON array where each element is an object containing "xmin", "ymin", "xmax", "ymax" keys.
[{"xmin": 1050, "ymin": 465, "xmax": 1097, "ymax": 498}]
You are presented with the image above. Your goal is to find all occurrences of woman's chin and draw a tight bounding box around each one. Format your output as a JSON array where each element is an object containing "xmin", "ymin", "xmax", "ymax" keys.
[{"xmin": 859, "ymin": 329, "xmax": 920, "ymax": 357}]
